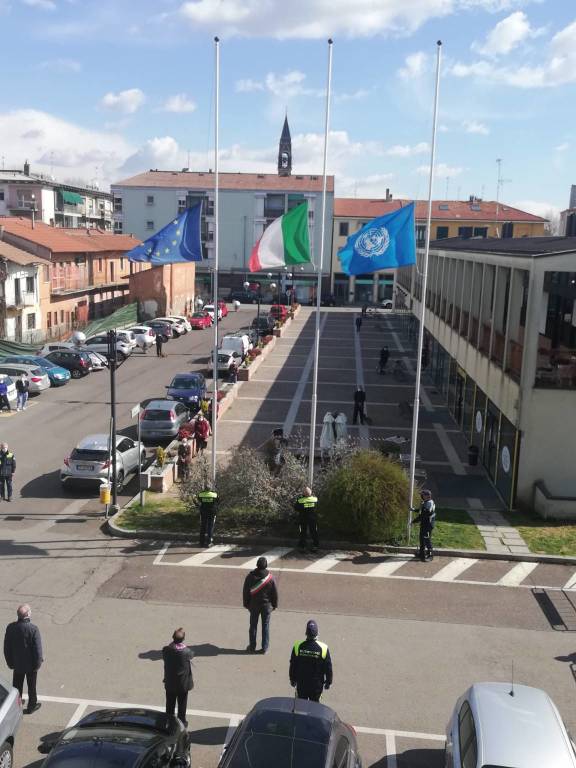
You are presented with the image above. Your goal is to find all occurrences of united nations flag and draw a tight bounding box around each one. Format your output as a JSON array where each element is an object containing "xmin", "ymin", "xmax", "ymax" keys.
[
  {"xmin": 127, "ymin": 203, "xmax": 203, "ymax": 265},
  {"xmin": 338, "ymin": 202, "xmax": 416, "ymax": 276}
]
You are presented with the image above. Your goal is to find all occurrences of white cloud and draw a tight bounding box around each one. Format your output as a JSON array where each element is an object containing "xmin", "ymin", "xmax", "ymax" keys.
[
  {"xmin": 472, "ymin": 11, "xmax": 541, "ymax": 57},
  {"xmin": 513, "ymin": 199, "xmax": 559, "ymax": 231},
  {"xmin": 417, "ymin": 162, "xmax": 464, "ymax": 178},
  {"xmin": 21, "ymin": 0, "xmax": 56, "ymax": 9},
  {"xmin": 121, "ymin": 136, "xmax": 183, "ymax": 175},
  {"xmin": 161, "ymin": 94, "xmax": 196, "ymax": 113},
  {"xmin": 334, "ymin": 88, "xmax": 370, "ymax": 103},
  {"xmin": 39, "ymin": 58, "xmax": 81, "ymax": 73},
  {"xmin": 398, "ymin": 51, "xmax": 428, "ymax": 79},
  {"xmin": 555, "ymin": 142, "xmax": 570, "ymax": 152},
  {"xmin": 235, "ymin": 70, "xmax": 322, "ymax": 99},
  {"xmin": 101, "ymin": 88, "xmax": 146, "ymax": 114},
  {"xmin": 463, "ymin": 120, "xmax": 490, "ymax": 134},
  {"xmin": 235, "ymin": 78, "xmax": 264, "ymax": 92},
  {"xmin": 386, "ymin": 142, "xmax": 429, "ymax": 157},
  {"xmin": 336, "ymin": 173, "xmax": 395, "ymax": 198}
]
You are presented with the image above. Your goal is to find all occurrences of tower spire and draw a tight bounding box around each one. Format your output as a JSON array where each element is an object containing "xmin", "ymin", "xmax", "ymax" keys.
[{"xmin": 278, "ymin": 115, "xmax": 292, "ymax": 176}]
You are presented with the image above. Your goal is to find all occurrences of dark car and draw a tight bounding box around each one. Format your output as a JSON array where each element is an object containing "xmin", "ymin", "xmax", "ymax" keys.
[
  {"xmin": 44, "ymin": 349, "xmax": 93, "ymax": 378},
  {"xmin": 40, "ymin": 709, "xmax": 190, "ymax": 768},
  {"xmin": 229, "ymin": 289, "xmax": 258, "ymax": 304},
  {"xmin": 321, "ymin": 294, "xmax": 337, "ymax": 307},
  {"xmin": 219, "ymin": 697, "xmax": 361, "ymax": 768},
  {"xmin": 250, "ymin": 316, "xmax": 276, "ymax": 337},
  {"xmin": 166, "ymin": 373, "xmax": 206, "ymax": 410},
  {"xmin": 146, "ymin": 321, "xmax": 173, "ymax": 342}
]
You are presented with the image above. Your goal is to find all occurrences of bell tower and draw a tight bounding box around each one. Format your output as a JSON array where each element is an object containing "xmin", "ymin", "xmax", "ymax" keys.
[{"xmin": 278, "ymin": 116, "xmax": 292, "ymax": 177}]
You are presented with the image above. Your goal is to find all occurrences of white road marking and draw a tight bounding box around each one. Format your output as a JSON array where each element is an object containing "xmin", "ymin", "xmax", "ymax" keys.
[
  {"xmin": 431, "ymin": 558, "xmax": 478, "ymax": 582},
  {"xmin": 385, "ymin": 732, "xmax": 397, "ymax": 768},
  {"xmin": 467, "ymin": 497, "xmax": 485, "ymax": 510},
  {"xmin": 367, "ymin": 557, "xmax": 413, "ymax": 577},
  {"xmin": 240, "ymin": 547, "xmax": 293, "ymax": 570},
  {"xmin": 65, "ymin": 702, "xmax": 88, "ymax": 728},
  {"xmin": 403, "ymin": 358, "xmax": 434, "ymax": 412},
  {"xmin": 224, "ymin": 715, "xmax": 241, "ymax": 748},
  {"xmin": 355, "ymin": 726, "xmax": 445, "ymax": 742},
  {"xmin": 221, "ymin": 419, "xmax": 454, "ymax": 433},
  {"xmin": 237, "ymin": 397, "xmax": 398, "ymax": 406},
  {"xmin": 304, "ymin": 552, "xmax": 349, "ymax": 573},
  {"xmin": 153, "ymin": 542, "xmax": 170, "ymax": 566},
  {"xmin": 498, "ymin": 561, "xmax": 539, "ymax": 587},
  {"xmin": 353, "ymin": 314, "xmax": 369, "ymax": 448},
  {"xmin": 434, "ymin": 422, "xmax": 466, "ymax": 475},
  {"xmin": 563, "ymin": 572, "xmax": 576, "ymax": 591},
  {"xmin": 177, "ymin": 544, "xmax": 236, "ymax": 566}
]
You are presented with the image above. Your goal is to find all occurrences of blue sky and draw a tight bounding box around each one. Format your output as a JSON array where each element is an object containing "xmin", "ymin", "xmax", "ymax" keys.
[{"xmin": 0, "ymin": 0, "xmax": 574, "ymax": 222}]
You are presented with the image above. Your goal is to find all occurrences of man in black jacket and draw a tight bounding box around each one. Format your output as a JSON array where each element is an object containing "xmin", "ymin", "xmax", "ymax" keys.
[
  {"xmin": 289, "ymin": 619, "xmax": 332, "ymax": 702},
  {"xmin": 243, "ymin": 556, "xmax": 278, "ymax": 654},
  {"xmin": 412, "ymin": 489, "xmax": 437, "ymax": 561},
  {"xmin": 3, "ymin": 604, "xmax": 43, "ymax": 713},
  {"xmin": 162, "ymin": 628, "xmax": 194, "ymax": 726},
  {"xmin": 352, "ymin": 386, "xmax": 366, "ymax": 425},
  {"xmin": 0, "ymin": 442, "xmax": 16, "ymax": 502}
]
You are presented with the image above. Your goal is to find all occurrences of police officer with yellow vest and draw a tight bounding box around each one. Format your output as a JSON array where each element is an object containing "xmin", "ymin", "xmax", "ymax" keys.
[
  {"xmin": 198, "ymin": 486, "xmax": 218, "ymax": 547},
  {"xmin": 294, "ymin": 486, "xmax": 319, "ymax": 550},
  {"xmin": 289, "ymin": 619, "xmax": 332, "ymax": 702}
]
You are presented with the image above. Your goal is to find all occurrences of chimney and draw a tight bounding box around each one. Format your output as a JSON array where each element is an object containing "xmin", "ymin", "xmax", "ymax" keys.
[
  {"xmin": 24, "ymin": 160, "xmax": 30, "ymax": 176},
  {"xmin": 385, "ymin": 188, "xmax": 393, "ymax": 201}
]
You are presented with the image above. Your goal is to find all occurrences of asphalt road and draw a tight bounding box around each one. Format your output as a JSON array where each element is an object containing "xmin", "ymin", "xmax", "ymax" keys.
[{"xmin": 2, "ymin": 306, "xmax": 576, "ymax": 768}]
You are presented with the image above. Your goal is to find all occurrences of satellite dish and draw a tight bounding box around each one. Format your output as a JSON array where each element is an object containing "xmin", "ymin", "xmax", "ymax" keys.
[{"xmin": 72, "ymin": 331, "xmax": 86, "ymax": 345}]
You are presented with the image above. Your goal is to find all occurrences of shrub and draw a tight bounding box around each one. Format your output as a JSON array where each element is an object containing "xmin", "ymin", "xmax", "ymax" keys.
[
  {"xmin": 248, "ymin": 348, "xmax": 262, "ymax": 359},
  {"xmin": 262, "ymin": 335, "xmax": 273, "ymax": 345},
  {"xmin": 318, "ymin": 450, "xmax": 408, "ymax": 543}
]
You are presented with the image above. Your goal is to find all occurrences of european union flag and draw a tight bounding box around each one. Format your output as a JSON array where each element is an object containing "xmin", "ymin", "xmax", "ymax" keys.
[
  {"xmin": 127, "ymin": 204, "xmax": 202, "ymax": 265},
  {"xmin": 338, "ymin": 202, "xmax": 416, "ymax": 276}
]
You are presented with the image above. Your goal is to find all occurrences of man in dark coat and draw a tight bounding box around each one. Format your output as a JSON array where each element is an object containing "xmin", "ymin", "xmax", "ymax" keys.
[
  {"xmin": 3, "ymin": 604, "xmax": 43, "ymax": 713},
  {"xmin": 352, "ymin": 386, "xmax": 366, "ymax": 425},
  {"xmin": 289, "ymin": 619, "xmax": 332, "ymax": 702},
  {"xmin": 162, "ymin": 628, "xmax": 194, "ymax": 726},
  {"xmin": 155, "ymin": 334, "xmax": 164, "ymax": 358},
  {"xmin": 0, "ymin": 442, "xmax": 16, "ymax": 502},
  {"xmin": 412, "ymin": 489, "xmax": 437, "ymax": 561},
  {"xmin": 243, "ymin": 556, "xmax": 278, "ymax": 654}
]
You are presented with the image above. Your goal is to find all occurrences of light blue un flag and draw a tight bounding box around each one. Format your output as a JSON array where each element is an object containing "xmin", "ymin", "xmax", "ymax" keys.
[
  {"xmin": 127, "ymin": 204, "xmax": 202, "ymax": 265},
  {"xmin": 338, "ymin": 202, "xmax": 416, "ymax": 276}
]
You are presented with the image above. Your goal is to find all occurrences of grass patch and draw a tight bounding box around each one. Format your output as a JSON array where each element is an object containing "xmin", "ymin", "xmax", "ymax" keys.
[
  {"xmin": 503, "ymin": 510, "xmax": 576, "ymax": 556},
  {"xmin": 115, "ymin": 498, "xmax": 485, "ymax": 550}
]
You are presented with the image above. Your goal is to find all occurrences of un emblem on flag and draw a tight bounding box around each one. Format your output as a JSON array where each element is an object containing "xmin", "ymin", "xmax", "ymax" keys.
[{"xmin": 356, "ymin": 227, "xmax": 390, "ymax": 259}]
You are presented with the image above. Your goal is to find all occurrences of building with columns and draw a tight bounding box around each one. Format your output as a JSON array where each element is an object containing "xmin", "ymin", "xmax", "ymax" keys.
[{"xmin": 396, "ymin": 236, "xmax": 576, "ymax": 517}]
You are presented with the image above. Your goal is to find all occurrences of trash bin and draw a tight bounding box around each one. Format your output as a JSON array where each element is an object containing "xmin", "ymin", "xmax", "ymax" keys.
[
  {"xmin": 99, "ymin": 481, "xmax": 111, "ymax": 505},
  {"xmin": 468, "ymin": 445, "xmax": 479, "ymax": 467}
]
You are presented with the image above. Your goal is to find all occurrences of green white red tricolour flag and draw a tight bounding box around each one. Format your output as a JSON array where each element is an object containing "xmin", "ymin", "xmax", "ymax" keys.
[{"xmin": 249, "ymin": 202, "xmax": 311, "ymax": 272}]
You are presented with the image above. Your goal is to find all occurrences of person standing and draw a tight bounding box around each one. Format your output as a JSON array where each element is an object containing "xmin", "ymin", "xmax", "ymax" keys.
[
  {"xmin": 352, "ymin": 386, "xmax": 366, "ymax": 425},
  {"xmin": 3, "ymin": 604, "xmax": 43, "ymax": 713},
  {"xmin": 355, "ymin": 315, "xmax": 362, "ymax": 332},
  {"xmin": 155, "ymin": 333, "xmax": 164, "ymax": 358},
  {"xmin": 294, "ymin": 487, "xmax": 319, "ymax": 550},
  {"xmin": 198, "ymin": 485, "xmax": 218, "ymax": 547},
  {"xmin": 243, "ymin": 556, "xmax": 278, "ymax": 654},
  {"xmin": 0, "ymin": 378, "xmax": 11, "ymax": 412},
  {"xmin": 177, "ymin": 439, "xmax": 192, "ymax": 481},
  {"xmin": 412, "ymin": 489, "xmax": 437, "ymax": 561},
  {"xmin": 228, "ymin": 360, "xmax": 238, "ymax": 384},
  {"xmin": 289, "ymin": 620, "xmax": 332, "ymax": 702},
  {"xmin": 378, "ymin": 346, "xmax": 390, "ymax": 374},
  {"xmin": 162, "ymin": 628, "xmax": 194, "ymax": 727},
  {"xmin": 193, "ymin": 412, "xmax": 211, "ymax": 456},
  {"xmin": 16, "ymin": 373, "xmax": 29, "ymax": 412},
  {"xmin": 0, "ymin": 443, "xmax": 16, "ymax": 502}
]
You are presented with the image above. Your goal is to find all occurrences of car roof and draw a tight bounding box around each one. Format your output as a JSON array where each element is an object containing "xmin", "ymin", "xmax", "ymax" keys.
[
  {"xmin": 76, "ymin": 434, "xmax": 127, "ymax": 450},
  {"xmin": 469, "ymin": 683, "xmax": 576, "ymax": 768},
  {"xmin": 145, "ymin": 399, "xmax": 179, "ymax": 409},
  {"xmin": 251, "ymin": 697, "xmax": 337, "ymax": 724},
  {"xmin": 0, "ymin": 362, "xmax": 43, "ymax": 372},
  {"xmin": 170, "ymin": 373, "xmax": 203, "ymax": 382}
]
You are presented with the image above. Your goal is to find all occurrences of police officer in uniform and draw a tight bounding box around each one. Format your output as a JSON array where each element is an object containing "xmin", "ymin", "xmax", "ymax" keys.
[
  {"xmin": 289, "ymin": 619, "xmax": 332, "ymax": 702},
  {"xmin": 294, "ymin": 487, "xmax": 319, "ymax": 550},
  {"xmin": 198, "ymin": 486, "xmax": 218, "ymax": 547},
  {"xmin": 412, "ymin": 489, "xmax": 436, "ymax": 561}
]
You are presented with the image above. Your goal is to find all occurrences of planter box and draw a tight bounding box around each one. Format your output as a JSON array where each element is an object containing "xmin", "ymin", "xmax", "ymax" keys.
[
  {"xmin": 272, "ymin": 316, "xmax": 292, "ymax": 338},
  {"xmin": 237, "ymin": 335, "xmax": 277, "ymax": 381},
  {"xmin": 148, "ymin": 462, "xmax": 176, "ymax": 493}
]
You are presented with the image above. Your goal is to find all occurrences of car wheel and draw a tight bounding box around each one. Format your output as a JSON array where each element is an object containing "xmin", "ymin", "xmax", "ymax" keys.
[
  {"xmin": 71, "ymin": 368, "xmax": 82, "ymax": 379},
  {"xmin": 0, "ymin": 740, "xmax": 14, "ymax": 768},
  {"xmin": 116, "ymin": 470, "xmax": 125, "ymax": 493}
]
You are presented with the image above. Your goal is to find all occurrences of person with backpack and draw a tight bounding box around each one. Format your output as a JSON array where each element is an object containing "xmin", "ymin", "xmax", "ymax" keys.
[
  {"xmin": 412, "ymin": 489, "xmax": 436, "ymax": 561},
  {"xmin": 242, "ymin": 556, "xmax": 278, "ymax": 654},
  {"xmin": 378, "ymin": 346, "xmax": 390, "ymax": 374}
]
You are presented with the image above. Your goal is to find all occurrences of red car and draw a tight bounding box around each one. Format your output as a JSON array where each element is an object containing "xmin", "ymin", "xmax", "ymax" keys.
[
  {"xmin": 190, "ymin": 311, "xmax": 212, "ymax": 329},
  {"xmin": 217, "ymin": 300, "xmax": 229, "ymax": 318}
]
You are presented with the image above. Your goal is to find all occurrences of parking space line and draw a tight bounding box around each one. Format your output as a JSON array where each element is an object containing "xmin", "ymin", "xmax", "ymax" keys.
[
  {"xmin": 367, "ymin": 557, "xmax": 413, "ymax": 577},
  {"xmin": 240, "ymin": 547, "xmax": 293, "ymax": 570},
  {"xmin": 563, "ymin": 572, "xmax": 576, "ymax": 591},
  {"xmin": 153, "ymin": 542, "xmax": 170, "ymax": 566},
  {"xmin": 304, "ymin": 552, "xmax": 349, "ymax": 573},
  {"xmin": 224, "ymin": 716, "xmax": 241, "ymax": 749},
  {"xmin": 354, "ymin": 726, "xmax": 445, "ymax": 741},
  {"xmin": 498, "ymin": 561, "xmax": 538, "ymax": 587},
  {"xmin": 385, "ymin": 732, "xmax": 397, "ymax": 768},
  {"xmin": 65, "ymin": 702, "xmax": 88, "ymax": 728},
  {"xmin": 434, "ymin": 422, "xmax": 466, "ymax": 475},
  {"xmin": 178, "ymin": 544, "xmax": 237, "ymax": 566},
  {"xmin": 431, "ymin": 558, "xmax": 478, "ymax": 582}
]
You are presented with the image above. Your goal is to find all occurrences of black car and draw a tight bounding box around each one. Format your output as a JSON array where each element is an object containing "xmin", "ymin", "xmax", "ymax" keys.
[
  {"xmin": 40, "ymin": 709, "xmax": 190, "ymax": 768},
  {"xmin": 45, "ymin": 349, "xmax": 93, "ymax": 379},
  {"xmin": 229, "ymin": 289, "xmax": 259, "ymax": 304},
  {"xmin": 219, "ymin": 697, "xmax": 361, "ymax": 768},
  {"xmin": 147, "ymin": 321, "xmax": 173, "ymax": 342},
  {"xmin": 250, "ymin": 316, "xmax": 276, "ymax": 336}
]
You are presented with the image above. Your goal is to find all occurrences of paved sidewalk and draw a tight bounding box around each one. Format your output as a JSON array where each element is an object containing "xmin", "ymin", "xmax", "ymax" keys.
[{"xmin": 467, "ymin": 507, "xmax": 530, "ymax": 554}]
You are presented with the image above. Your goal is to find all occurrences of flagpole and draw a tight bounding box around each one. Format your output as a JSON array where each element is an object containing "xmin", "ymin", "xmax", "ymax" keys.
[
  {"xmin": 211, "ymin": 35, "xmax": 220, "ymax": 486},
  {"xmin": 308, "ymin": 38, "xmax": 333, "ymax": 489},
  {"xmin": 407, "ymin": 40, "xmax": 442, "ymax": 541}
]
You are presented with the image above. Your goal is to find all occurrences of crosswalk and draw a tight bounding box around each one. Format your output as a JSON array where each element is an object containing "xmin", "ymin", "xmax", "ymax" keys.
[{"xmin": 153, "ymin": 543, "xmax": 576, "ymax": 592}]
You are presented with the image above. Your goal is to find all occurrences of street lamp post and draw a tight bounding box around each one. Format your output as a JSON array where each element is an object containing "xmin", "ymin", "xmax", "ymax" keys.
[{"xmin": 244, "ymin": 279, "xmax": 263, "ymax": 336}]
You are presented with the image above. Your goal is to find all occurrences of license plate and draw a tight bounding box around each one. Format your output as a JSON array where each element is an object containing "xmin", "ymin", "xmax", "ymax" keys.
[{"xmin": 76, "ymin": 464, "xmax": 94, "ymax": 471}]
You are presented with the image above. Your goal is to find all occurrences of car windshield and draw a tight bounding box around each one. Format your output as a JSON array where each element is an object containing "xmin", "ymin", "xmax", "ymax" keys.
[
  {"xmin": 70, "ymin": 448, "xmax": 108, "ymax": 462},
  {"xmin": 144, "ymin": 409, "xmax": 173, "ymax": 421},
  {"xmin": 192, "ymin": 313, "xmax": 206, "ymax": 318},
  {"xmin": 50, "ymin": 725, "xmax": 158, "ymax": 768},
  {"xmin": 170, "ymin": 377, "xmax": 201, "ymax": 389},
  {"xmin": 218, "ymin": 355, "xmax": 231, "ymax": 363},
  {"xmin": 227, "ymin": 734, "xmax": 326, "ymax": 768}
]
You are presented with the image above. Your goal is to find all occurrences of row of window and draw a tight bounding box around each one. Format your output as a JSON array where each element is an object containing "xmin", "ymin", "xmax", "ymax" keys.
[{"xmin": 337, "ymin": 221, "xmax": 516, "ymax": 242}]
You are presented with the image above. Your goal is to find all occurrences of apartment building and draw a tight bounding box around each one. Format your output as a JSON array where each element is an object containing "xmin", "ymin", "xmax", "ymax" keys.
[
  {"xmin": 0, "ymin": 163, "xmax": 113, "ymax": 230},
  {"xmin": 332, "ymin": 198, "xmax": 547, "ymax": 304},
  {"xmin": 396, "ymin": 236, "xmax": 576, "ymax": 517},
  {"xmin": 0, "ymin": 240, "xmax": 44, "ymax": 343}
]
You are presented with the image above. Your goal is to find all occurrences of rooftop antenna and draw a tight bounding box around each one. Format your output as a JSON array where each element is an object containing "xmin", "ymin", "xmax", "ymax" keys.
[{"xmin": 509, "ymin": 660, "xmax": 515, "ymax": 697}]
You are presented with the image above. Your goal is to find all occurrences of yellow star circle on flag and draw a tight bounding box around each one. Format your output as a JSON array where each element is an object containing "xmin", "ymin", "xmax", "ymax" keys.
[
  {"xmin": 172, "ymin": 240, "xmax": 177, "ymax": 246},
  {"xmin": 176, "ymin": 230, "xmax": 181, "ymax": 236}
]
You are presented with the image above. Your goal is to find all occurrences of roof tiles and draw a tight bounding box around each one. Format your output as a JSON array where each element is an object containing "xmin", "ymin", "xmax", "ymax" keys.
[
  {"xmin": 0, "ymin": 218, "xmax": 140, "ymax": 254},
  {"xmin": 113, "ymin": 170, "xmax": 334, "ymax": 192},
  {"xmin": 334, "ymin": 198, "xmax": 547, "ymax": 223}
]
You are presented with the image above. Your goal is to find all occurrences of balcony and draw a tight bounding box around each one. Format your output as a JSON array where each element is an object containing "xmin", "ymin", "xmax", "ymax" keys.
[
  {"xmin": 6, "ymin": 290, "xmax": 35, "ymax": 310},
  {"xmin": 535, "ymin": 346, "xmax": 576, "ymax": 390}
]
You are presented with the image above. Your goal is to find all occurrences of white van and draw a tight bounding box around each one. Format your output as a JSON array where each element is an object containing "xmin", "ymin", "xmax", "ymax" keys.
[{"xmin": 220, "ymin": 334, "xmax": 251, "ymax": 360}]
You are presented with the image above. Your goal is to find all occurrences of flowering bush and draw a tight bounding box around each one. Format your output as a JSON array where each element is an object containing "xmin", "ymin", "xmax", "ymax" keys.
[
  {"xmin": 155, "ymin": 446, "xmax": 166, "ymax": 468},
  {"xmin": 217, "ymin": 390, "xmax": 226, "ymax": 402},
  {"xmin": 262, "ymin": 335, "xmax": 273, "ymax": 345},
  {"xmin": 248, "ymin": 348, "xmax": 262, "ymax": 359}
]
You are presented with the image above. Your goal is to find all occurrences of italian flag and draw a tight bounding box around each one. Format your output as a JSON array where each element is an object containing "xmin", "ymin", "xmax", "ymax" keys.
[{"xmin": 249, "ymin": 202, "xmax": 311, "ymax": 272}]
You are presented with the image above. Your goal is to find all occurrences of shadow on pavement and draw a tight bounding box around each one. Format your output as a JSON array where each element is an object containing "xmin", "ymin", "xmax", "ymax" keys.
[
  {"xmin": 368, "ymin": 747, "xmax": 444, "ymax": 767},
  {"xmin": 190, "ymin": 643, "xmax": 248, "ymax": 657},
  {"xmin": 187, "ymin": 726, "xmax": 229, "ymax": 745},
  {"xmin": 139, "ymin": 649, "xmax": 163, "ymax": 661},
  {"xmin": 20, "ymin": 470, "xmax": 85, "ymax": 499},
  {"xmin": 0, "ymin": 539, "xmax": 50, "ymax": 557}
]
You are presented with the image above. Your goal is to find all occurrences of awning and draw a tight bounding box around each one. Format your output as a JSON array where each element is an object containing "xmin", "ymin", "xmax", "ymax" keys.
[{"xmin": 61, "ymin": 190, "xmax": 84, "ymax": 205}]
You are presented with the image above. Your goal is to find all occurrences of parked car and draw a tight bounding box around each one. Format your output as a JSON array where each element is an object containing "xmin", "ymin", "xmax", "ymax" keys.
[
  {"xmin": 1, "ymin": 355, "xmax": 71, "ymax": 386},
  {"xmin": 0, "ymin": 375, "xmax": 17, "ymax": 407},
  {"xmin": 155, "ymin": 317, "xmax": 186, "ymax": 337},
  {"xmin": 0, "ymin": 363, "xmax": 50, "ymax": 393},
  {"xmin": 219, "ymin": 697, "xmax": 361, "ymax": 768},
  {"xmin": 44, "ymin": 349, "xmax": 92, "ymax": 378},
  {"xmin": 61, "ymin": 433, "xmax": 146, "ymax": 491},
  {"xmin": 166, "ymin": 373, "xmax": 206, "ymax": 409},
  {"xmin": 228, "ymin": 289, "xmax": 258, "ymax": 304},
  {"xmin": 321, "ymin": 294, "xmax": 337, "ymax": 307},
  {"xmin": 38, "ymin": 342, "xmax": 76, "ymax": 356},
  {"xmin": 39, "ymin": 709, "xmax": 190, "ymax": 768},
  {"xmin": 84, "ymin": 334, "xmax": 133, "ymax": 362},
  {"xmin": 115, "ymin": 329, "xmax": 138, "ymax": 349},
  {"xmin": 127, "ymin": 325, "xmax": 156, "ymax": 350},
  {"xmin": 139, "ymin": 399, "xmax": 192, "ymax": 442},
  {"xmin": 0, "ymin": 673, "xmax": 23, "ymax": 768},
  {"xmin": 189, "ymin": 312, "xmax": 212, "ymax": 330},
  {"xmin": 221, "ymin": 333, "xmax": 251, "ymax": 360},
  {"xmin": 217, "ymin": 300, "xmax": 229, "ymax": 318},
  {"xmin": 203, "ymin": 303, "xmax": 223, "ymax": 321},
  {"xmin": 209, "ymin": 350, "xmax": 240, "ymax": 375},
  {"xmin": 268, "ymin": 304, "xmax": 288, "ymax": 322},
  {"xmin": 381, "ymin": 299, "xmax": 393, "ymax": 309},
  {"xmin": 166, "ymin": 315, "xmax": 192, "ymax": 333},
  {"xmin": 86, "ymin": 351, "xmax": 108, "ymax": 371},
  {"xmin": 251, "ymin": 316, "xmax": 276, "ymax": 336},
  {"xmin": 445, "ymin": 682, "xmax": 576, "ymax": 768},
  {"xmin": 146, "ymin": 320, "xmax": 173, "ymax": 341}
]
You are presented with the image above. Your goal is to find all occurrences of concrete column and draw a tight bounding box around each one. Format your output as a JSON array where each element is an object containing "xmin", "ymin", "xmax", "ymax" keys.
[
  {"xmin": 348, "ymin": 275, "xmax": 355, "ymax": 304},
  {"xmin": 476, "ymin": 263, "xmax": 486, "ymax": 349},
  {"xmin": 502, "ymin": 268, "xmax": 515, "ymax": 382},
  {"xmin": 519, "ymin": 262, "xmax": 542, "ymax": 404},
  {"xmin": 488, "ymin": 266, "xmax": 499, "ymax": 359},
  {"xmin": 372, "ymin": 273, "xmax": 379, "ymax": 303}
]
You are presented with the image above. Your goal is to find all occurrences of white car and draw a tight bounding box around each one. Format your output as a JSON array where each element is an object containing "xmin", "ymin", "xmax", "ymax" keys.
[
  {"xmin": 209, "ymin": 350, "xmax": 240, "ymax": 374},
  {"xmin": 0, "ymin": 673, "xmax": 23, "ymax": 768},
  {"xmin": 61, "ymin": 433, "xmax": 146, "ymax": 491},
  {"xmin": 87, "ymin": 351, "xmax": 108, "ymax": 371},
  {"xmin": 115, "ymin": 329, "xmax": 137, "ymax": 349},
  {"xmin": 203, "ymin": 304, "xmax": 223, "ymax": 321},
  {"xmin": 166, "ymin": 315, "xmax": 192, "ymax": 333},
  {"xmin": 155, "ymin": 317, "xmax": 187, "ymax": 337},
  {"xmin": 127, "ymin": 325, "xmax": 156, "ymax": 350},
  {"xmin": 0, "ymin": 363, "xmax": 50, "ymax": 393},
  {"xmin": 38, "ymin": 342, "xmax": 76, "ymax": 356}
]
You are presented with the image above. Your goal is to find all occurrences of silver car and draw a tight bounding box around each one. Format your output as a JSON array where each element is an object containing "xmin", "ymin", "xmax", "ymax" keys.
[
  {"xmin": 61, "ymin": 433, "xmax": 146, "ymax": 491},
  {"xmin": 0, "ymin": 364, "xmax": 50, "ymax": 393},
  {"xmin": 0, "ymin": 673, "xmax": 23, "ymax": 768},
  {"xmin": 445, "ymin": 682, "xmax": 576, "ymax": 768},
  {"xmin": 139, "ymin": 399, "xmax": 192, "ymax": 441},
  {"xmin": 87, "ymin": 351, "xmax": 108, "ymax": 371},
  {"xmin": 84, "ymin": 334, "xmax": 133, "ymax": 362}
]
